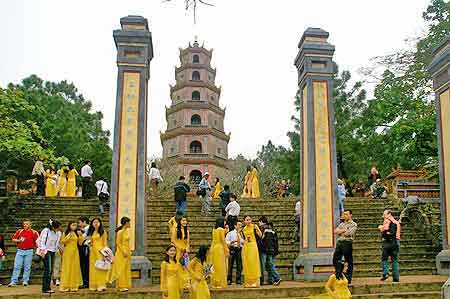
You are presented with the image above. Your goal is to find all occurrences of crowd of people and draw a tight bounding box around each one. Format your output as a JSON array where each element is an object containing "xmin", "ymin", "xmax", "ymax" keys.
[
  {"xmin": 31, "ymin": 159, "xmax": 110, "ymax": 214},
  {"xmin": 163, "ymin": 211, "xmax": 281, "ymax": 299},
  {"xmin": 0, "ymin": 163, "xmax": 403, "ymax": 298},
  {"xmin": 1, "ymin": 217, "xmax": 131, "ymax": 293},
  {"xmin": 336, "ymin": 166, "xmax": 391, "ymax": 217}
]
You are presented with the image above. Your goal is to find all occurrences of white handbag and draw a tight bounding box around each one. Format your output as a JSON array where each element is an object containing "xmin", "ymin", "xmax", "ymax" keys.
[{"xmin": 95, "ymin": 259, "xmax": 111, "ymax": 271}]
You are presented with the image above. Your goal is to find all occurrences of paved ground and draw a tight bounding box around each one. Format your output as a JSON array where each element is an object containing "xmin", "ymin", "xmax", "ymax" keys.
[{"xmin": 0, "ymin": 275, "xmax": 447, "ymax": 297}]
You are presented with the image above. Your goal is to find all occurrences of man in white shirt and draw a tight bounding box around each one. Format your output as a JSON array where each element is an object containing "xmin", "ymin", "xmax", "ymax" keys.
[
  {"xmin": 225, "ymin": 221, "xmax": 244, "ymax": 285},
  {"xmin": 95, "ymin": 179, "xmax": 109, "ymax": 215},
  {"xmin": 225, "ymin": 194, "xmax": 240, "ymax": 231},
  {"xmin": 80, "ymin": 161, "xmax": 93, "ymax": 199}
]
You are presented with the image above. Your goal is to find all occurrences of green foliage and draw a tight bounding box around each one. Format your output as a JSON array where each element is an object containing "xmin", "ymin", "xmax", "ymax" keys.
[
  {"xmin": 257, "ymin": 0, "xmax": 449, "ymax": 188},
  {"xmin": 1, "ymin": 75, "xmax": 112, "ymax": 180},
  {"xmin": 0, "ymin": 88, "xmax": 55, "ymax": 175}
]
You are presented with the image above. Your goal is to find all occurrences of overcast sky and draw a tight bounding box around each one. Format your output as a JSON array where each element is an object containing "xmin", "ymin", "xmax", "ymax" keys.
[{"xmin": 0, "ymin": 0, "xmax": 430, "ymax": 159}]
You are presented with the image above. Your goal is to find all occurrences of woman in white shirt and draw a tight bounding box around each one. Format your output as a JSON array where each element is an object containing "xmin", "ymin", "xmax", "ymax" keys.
[
  {"xmin": 39, "ymin": 220, "xmax": 62, "ymax": 293},
  {"xmin": 149, "ymin": 162, "xmax": 163, "ymax": 191}
]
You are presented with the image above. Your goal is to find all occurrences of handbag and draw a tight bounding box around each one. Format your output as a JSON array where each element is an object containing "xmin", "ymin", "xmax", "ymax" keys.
[
  {"xmin": 196, "ymin": 188, "xmax": 206, "ymax": 197},
  {"xmin": 95, "ymin": 259, "xmax": 112, "ymax": 271}
]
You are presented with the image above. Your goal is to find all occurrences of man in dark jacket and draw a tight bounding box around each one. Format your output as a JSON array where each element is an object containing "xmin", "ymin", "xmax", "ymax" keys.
[
  {"xmin": 219, "ymin": 185, "xmax": 231, "ymax": 217},
  {"xmin": 261, "ymin": 222, "xmax": 281, "ymax": 286},
  {"xmin": 174, "ymin": 176, "xmax": 190, "ymax": 215}
]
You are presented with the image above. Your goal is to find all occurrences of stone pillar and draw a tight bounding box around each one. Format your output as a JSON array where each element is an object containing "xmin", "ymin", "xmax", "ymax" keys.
[
  {"xmin": 109, "ymin": 15, "xmax": 153, "ymax": 286},
  {"xmin": 428, "ymin": 35, "xmax": 450, "ymax": 275},
  {"xmin": 293, "ymin": 28, "xmax": 339, "ymax": 281}
]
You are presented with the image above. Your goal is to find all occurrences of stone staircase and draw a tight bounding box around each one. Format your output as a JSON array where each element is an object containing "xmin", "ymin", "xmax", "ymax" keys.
[
  {"xmin": 0, "ymin": 197, "xmax": 107, "ymax": 284},
  {"xmin": 0, "ymin": 195, "xmax": 440, "ymax": 297},
  {"xmin": 146, "ymin": 196, "xmax": 439, "ymax": 284}
]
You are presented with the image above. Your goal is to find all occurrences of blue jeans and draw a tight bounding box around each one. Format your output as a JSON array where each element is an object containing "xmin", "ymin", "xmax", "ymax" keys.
[
  {"xmin": 338, "ymin": 198, "xmax": 344, "ymax": 213},
  {"xmin": 176, "ymin": 200, "xmax": 187, "ymax": 215},
  {"xmin": 11, "ymin": 249, "xmax": 33, "ymax": 284},
  {"xmin": 381, "ymin": 240, "xmax": 399, "ymax": 281},
  {"xmin": 260, "ymin": 253, "xmax": 280, "ymax": 283}
]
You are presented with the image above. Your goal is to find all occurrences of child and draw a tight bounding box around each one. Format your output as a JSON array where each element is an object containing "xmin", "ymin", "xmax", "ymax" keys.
[
  {"xmin": 0, "ymin": 234, "xmax": 5, "ymax": 286},
  {"xmin": 160, "ymin": 244, "xmax": 183, "ymax": 299},
  {"xmin": 261, "ymin": 222, "xmax": 281, "ymax": 286},
  {"xmin": 308, "ymin": 261, "xmax": 351, "ymax": 299}
]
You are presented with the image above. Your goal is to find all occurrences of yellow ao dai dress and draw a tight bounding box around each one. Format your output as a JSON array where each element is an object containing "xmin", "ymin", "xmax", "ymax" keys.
[
  {"xmin": 110, "ymin": 228, "xmax": 131, "ymax": 289},
  {"xmin": 45, "ymin": 170, "xmax": 58, "ymax": 197},
  {"xmin": 242, "ymin": 224, "xmax": 262, "ymax": 287},
  {"xmin": 89, "ymin": 231, "xmax": 108, "ymax": 291},
  {"xmin": 59, "ymin": 232, "xmax": 83, "ymax": 291},
  {"xmin": 251, "ymin": 167, "xmax": 260, "ymax": 198},
  {"xmin": 160, "ymin": 260, "xmax": 183, "ymax": 299},
  {"xmin": 188, "ymin": 258, "xmax": 210, "ymax": 299},
  {"xmin": 308, "ymin": 274, "xmax": 352, "ymax": 299},
  {"xmin": 210, "ymin": 227, "xmax": 229, "ymax": 288},
  {"xmin": 66, "ymin": 169, "xmax": 79, "ymax": 197}
]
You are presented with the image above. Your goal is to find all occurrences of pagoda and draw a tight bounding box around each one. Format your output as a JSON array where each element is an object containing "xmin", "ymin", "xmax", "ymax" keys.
[{"xmin": 161, "ymin": 40, "xmax": 230, "ymax": 184}]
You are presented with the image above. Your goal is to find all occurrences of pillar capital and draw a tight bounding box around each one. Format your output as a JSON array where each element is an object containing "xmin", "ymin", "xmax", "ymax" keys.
[
  {"xmin": 295, "ymin": 28, "xmax": 335, "ymax": 83},
  {"xmin": 113, "ymin": 15, "xmax": 153, "ymax": 77}
]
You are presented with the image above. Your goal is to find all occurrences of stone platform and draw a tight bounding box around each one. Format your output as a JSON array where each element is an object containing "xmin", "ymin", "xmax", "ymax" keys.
[{"xmin": 0, "ymin": 276, "xmax": 446, "ymax": 299}]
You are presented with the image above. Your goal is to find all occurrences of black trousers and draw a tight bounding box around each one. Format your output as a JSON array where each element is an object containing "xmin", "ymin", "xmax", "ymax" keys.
[
  {"xmin": 228, "ymin": 216, "xmax": 238, "ymax": 232},
  {"xmin": 78, "ymin": 245, "xmax": 89, "ymax": 287},
  {"xmin": 227, "ymin": 247, "xmax": 242, "ymax": 283},
  {"xmin": 332, "ymin": 240, "xmax": 353, "ymax": 283},
  {"xmin": 36, "ymin": 175, "xmax": 45, "ymax": 196},
  {"xmin": 42, "ymin": 251, "xmax": 55, "ymax": 292},
  {"xmin": 82, "ymin": 177, "xmax": 91, "ymax": 199}
]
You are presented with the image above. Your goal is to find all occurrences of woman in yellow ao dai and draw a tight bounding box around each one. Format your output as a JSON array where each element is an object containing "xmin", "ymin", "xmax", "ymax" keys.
[
  {"xmin": 160, "ymin": 245, "xmax": 183, "ymax": 299},
  {"xmin": 59, "ymin": 222, "xmax": 83, "ymax": 292},
  {"xmin": 66, "ymin": 165, "xmax": 79, "ymax": 197},
  {"xmin": 242, "ymin": 215, "xmax": 262, "ymax": 288},
  {"xmin": 87, "ymin": 218, "xmax": 108, "ymax": 291},
  {"xmin": 45, "ymin": 168, "xmax": 58, "ymax": 197},
  {"xmin": 209, "ymin": 217, "xmax": 229, "ymax": 288},
  {"xmin": 187, "ymin": 245, "xmax": 211, "ymax": 299},
  {"xmin": 110, "ymin": 217, "xmax": 132, "ymax": 291},
  {"xmin": 212, "ymin": 178, "xmax": 222, "ymax": 199}
]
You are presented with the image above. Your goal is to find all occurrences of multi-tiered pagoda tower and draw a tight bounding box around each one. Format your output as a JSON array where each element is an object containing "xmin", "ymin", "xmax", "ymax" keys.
[{"xmin": 161, "ymin": 40, "xmax": 230, "ymax": 184}]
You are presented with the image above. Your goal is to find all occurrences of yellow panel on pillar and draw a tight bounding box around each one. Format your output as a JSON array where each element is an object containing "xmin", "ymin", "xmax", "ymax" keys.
[
  {"xmin": 440, "ymin": 89, "xmax": 450, "ymax": 247},
  {"xmin": 117, "ymin": 71, "xmax": 140, "ymax": 251},
  {"xmin": 313, "ymin": 81, "xmax": 334, "ymax": 249}
]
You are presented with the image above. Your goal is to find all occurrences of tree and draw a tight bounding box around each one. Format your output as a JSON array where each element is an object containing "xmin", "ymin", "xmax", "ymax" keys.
[
  {"xmin": 357, "ymin": 0, "xmax": 448, "ymax": 177},
  {"xmin": 3, "ymin": 75, "xmax": 112, "ymax": 180},
  {"xmin": 0, "ymin": 88, "xmax": 55, "ymax": 176}
]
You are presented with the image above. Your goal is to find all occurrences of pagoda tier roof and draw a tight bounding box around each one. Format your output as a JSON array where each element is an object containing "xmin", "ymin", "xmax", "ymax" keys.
[
  {"xmin": 166, "ymin": 100, "xmax": 225, "ymax": 118},
  {"xmin": 166, "ymin": 153, "xmax": 228, "ymax": 168},
  {"xmin": 170, "ymin": 81, "xmax": 221, "ymax": 95},
  {"xmin": 175, "ymin": 63, "xmax": 216, "ymax": 74},
  {"xmin": 180, "ymin": 45, "xmax": 213, "ymax": 58},
  {"xmin": 160, "ymin": 127, "xmax": 230, "ymax": 143}
]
